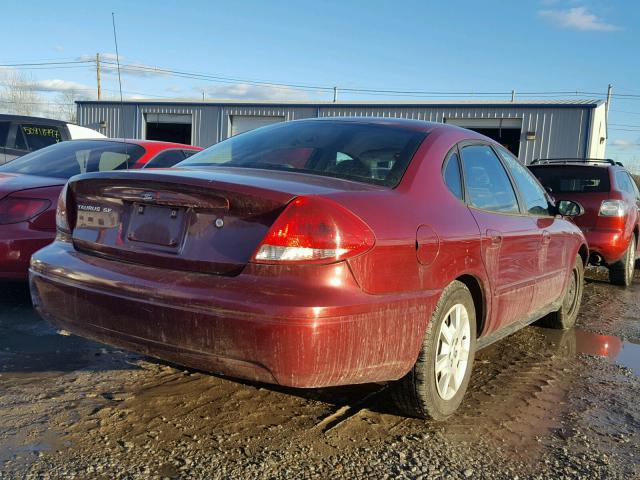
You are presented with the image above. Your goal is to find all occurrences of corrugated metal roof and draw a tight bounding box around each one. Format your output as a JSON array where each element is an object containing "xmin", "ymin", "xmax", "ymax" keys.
[{"xmin": 76, "ymin": 99, "xmax": 605, "ymax": 108}]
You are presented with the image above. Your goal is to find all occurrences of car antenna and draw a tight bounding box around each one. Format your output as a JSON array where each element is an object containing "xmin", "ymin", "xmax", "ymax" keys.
[{"xmin": 111, "ymin": 12, "xmax": 129, "ymax": 167}]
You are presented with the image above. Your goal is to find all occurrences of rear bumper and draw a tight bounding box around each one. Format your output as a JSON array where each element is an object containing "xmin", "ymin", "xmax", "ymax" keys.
[
  {"xmin": 0, "ymin": 224, "xmax": 54, "ymax": 280},
  {"xmin": 583, "ymin": 229, "xmax": 628, "ymax": 264},
  {"xmin": 29, "ymin": 241, "xmax": 438, "ymax": 387}
]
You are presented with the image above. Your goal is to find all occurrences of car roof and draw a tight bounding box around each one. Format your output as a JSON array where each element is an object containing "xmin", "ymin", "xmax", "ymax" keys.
[
  {"xmin": 530, "ymin": 158, "xmax": 625, "ymax": 168},
  {"xmin": 296, "ymin": 116, "xmax": 478, "ymax": 134},
  {"xmin": 0, "ymin": 113, "xmax": 68, "ymax": 125}
]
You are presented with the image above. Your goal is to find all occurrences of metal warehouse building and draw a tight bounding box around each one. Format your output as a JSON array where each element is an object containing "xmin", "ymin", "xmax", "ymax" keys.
[{"xmin": 76, "ymin": 99, "xmax": 607, "ymax": 164}]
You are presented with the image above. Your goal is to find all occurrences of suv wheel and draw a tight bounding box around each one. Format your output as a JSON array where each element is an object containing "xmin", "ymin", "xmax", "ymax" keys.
[
  {"xmin": 609, "ymin": 236, "xmax": 636, "ymax": 287},
  {"xmin": 391, "ymin": 280, "xmax": 476, "ymax": 420},
  {"xmin": 539, "ymin": 254, "xmax": 584, "ymax": 329}
]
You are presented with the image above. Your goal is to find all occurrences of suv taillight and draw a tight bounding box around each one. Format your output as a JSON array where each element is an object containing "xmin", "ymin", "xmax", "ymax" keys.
[
  {"xmin": 55, "ymin": 184, "xmax": 71, "ymax": 232},
  {"xmin": 599, "ymin": 199, "xmax": 626, "ymax": 217},
  {"xmin": 252, "ymin": 196, "xmax": 375, "ymax": 265},
  {"xmin": 0, "ymin": 196, "xmax": 50, "ymax": 225}
]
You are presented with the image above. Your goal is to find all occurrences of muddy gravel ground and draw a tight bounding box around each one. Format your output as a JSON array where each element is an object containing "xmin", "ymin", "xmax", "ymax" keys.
[{"xmin": 1, "ymin": 268, "xmax": 639, "ymax": 479}]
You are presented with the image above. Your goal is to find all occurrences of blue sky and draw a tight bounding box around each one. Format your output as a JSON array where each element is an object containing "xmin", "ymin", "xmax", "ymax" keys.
[{"xmin": 1, "ymin": 0, "xmax": 639, "ymax": 169}]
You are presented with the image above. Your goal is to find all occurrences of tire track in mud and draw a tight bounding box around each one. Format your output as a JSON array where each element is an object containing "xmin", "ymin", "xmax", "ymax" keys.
[{"xmin": 318, "ymin": 326, "xmax": 578, "ymax": 462}]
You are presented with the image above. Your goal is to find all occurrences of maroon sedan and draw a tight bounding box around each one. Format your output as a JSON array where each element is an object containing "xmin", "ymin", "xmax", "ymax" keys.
[
  {"xmin": 30, "ymin": 119, "xmax": 587, "ymax": 419},
  {"xmin": 0, "ymin": 138, "xmax": 201, "ymax": 279}
]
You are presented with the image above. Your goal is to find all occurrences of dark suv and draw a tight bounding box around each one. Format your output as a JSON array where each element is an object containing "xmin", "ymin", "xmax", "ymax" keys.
[
  {"xmin": 530, "ymin": 159, "xmax": 639, "ymax": 286},
  {"xmin": 0, "ymin": 114, "xmax": 105, "ymax": 165}
]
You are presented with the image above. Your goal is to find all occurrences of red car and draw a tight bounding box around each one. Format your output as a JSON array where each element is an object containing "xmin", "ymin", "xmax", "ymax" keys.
[
  {"xmin": 30, "ymin": 119, "xmax": 587, "ymax": 420},
  {"xmin": 0, "ymin": 139, "xmax": 201, "ymax": 280},
  {"xmin": 530, "ymin": 159, "xmax": 640, "ymax": 286}
]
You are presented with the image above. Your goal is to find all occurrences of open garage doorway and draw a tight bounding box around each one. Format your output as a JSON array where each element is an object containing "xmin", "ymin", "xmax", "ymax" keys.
[
  {"xmin": 445, "ymin": 118, "xmax": 522, "ymax": 157},
  {"xmin": 145, "ymin": 113, "xmax": 192, "ymax": 144}
]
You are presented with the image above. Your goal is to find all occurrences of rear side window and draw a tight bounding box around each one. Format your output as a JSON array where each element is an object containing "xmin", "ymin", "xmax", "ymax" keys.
[
  {"xmin": 443, "ymin": 151, "xmax": 463, "ymax": 200},
  {"xmin": 0, "ymin": 122, "xmax": 10, "ymax": 147},
  {"xmin": 20, "ymin": 124, "xmax": 63, "ymax": 150},
  {"xmin": 0, "ymin": 141, "xmax": 145, "ymax": 179},
  {"xmin": 461, "ymin": 144, "xmax": 519, "ymax": 214},
  {"xmin": 529, "ymin": 166, "xmax": 610, "ymax": 193},
  {"xmin": 145, "ymin": 150, "xmax": 186, "ymax": 169},
  {"xmin": 496, "ymin": 147, "xmax": 549, "ymax": 216},
  {"xmin": 179, "ymin": 121, "xmax": 427, "ymax": 187},
  {"xmin": 627, "ymin": 173, "xmax": 640, "ymax": 199},
  {"xmin": 615, "ymin": 171, "xmax": 635, "ymax": 195}
]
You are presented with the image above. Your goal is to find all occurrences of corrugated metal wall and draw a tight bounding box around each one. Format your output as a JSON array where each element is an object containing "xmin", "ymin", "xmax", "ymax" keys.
[
  {"xmin": 77, "ymin": 102, "xmax": 596, "ymax": 164},
  {"xmin": 317, "ymin": 105, "xmax": 589, "ymax": 164}
]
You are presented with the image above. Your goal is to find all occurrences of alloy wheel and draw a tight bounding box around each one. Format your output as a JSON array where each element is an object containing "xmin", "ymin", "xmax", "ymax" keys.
[{"xmin": 435, "ymin": 303, "xmax": 471, "ymax": 401}]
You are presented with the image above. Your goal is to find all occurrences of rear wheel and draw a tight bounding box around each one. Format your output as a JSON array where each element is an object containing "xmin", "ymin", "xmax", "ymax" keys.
[
  {"xmin": 609, "ymin": 236, "xmax": 636, "ymax": 287},
  {"xmin": 391, "ymin": 281, "xmax": 476, "ymax": 420},
  {"xmin": 539, "ymin": 254, "xmax": 584, "ymax": 329}
]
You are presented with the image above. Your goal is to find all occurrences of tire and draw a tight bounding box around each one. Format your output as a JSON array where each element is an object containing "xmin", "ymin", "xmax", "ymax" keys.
[
  {"xmin": 609, "ymin": 236, "xmax": 636, "ymax": 287},
  {"xmin": 391, "ymin": 280, "xmax": 477, "ymax": 420},
  {"xmin": 539, "ymin": 254, "xmax": 584, "ymax": 330}
]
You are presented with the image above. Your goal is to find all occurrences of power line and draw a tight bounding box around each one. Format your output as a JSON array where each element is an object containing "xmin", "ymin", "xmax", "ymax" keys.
[
  {"xmin": 6, "ymin": 57, "xmax": 640, "ymax": 104},
  {"xmin": 609, "ymin": 123, "xmax": 640, "ymax": 128},
  {"xmin": 611, "ymin": 109, "xmax": 640, "ymax": 116},
  {"xmin": 0, "ymin": 60, "xmax": 94, "ymax": 67}
]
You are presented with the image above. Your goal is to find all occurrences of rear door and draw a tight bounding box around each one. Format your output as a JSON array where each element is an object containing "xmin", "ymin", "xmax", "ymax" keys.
[
  {"xmin": 626, "ymin": 172, "xmax": 640, "ymax": 259},
  {"xmin": 617, "ymin": 171, "xmax": 640, "ymax": 254},
  {"xmin": 460, "ymin": 143, "xmax": 538, "ymax": 331},
  {"xmin": 496, "ymin": 147, "xmax": 568, "ymax": 311}
]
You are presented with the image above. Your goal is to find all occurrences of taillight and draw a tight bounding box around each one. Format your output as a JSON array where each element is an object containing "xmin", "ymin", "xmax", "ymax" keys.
[
  {"xmin": 0, "ymin": 196, "xmax": 50, "ymax": 225},
  {"xmin": 252, "ymin": 196, "xmax": 375, "ymax": 264},
  {"xmin": 55, "ymin": 184, "xmax": 70, "ymax": 233},
  {"xmin": 599, "ymin": 199, "xmax": 625, "ymax": 217}
]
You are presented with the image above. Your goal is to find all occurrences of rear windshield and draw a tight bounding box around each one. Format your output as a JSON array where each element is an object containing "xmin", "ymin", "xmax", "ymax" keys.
[
  {"xmin": 0, "ymin": 140, "xmax": 145, "ymax": 179},
  {"xmin": 529, "ymin": 166, "xmax": 611, "ymax": 193},
  {"xmin": 178, "ymin": 121, "xmax": 427, "ymax": 187}
]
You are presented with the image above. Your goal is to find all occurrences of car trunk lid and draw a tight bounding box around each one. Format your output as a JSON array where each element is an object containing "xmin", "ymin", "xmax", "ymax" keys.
[
  {"xmin": 67, "ymin": 167, "xmax": 380, "ymax": 274},
  {"xmin": 0, "ymin": 173, "xmax": 65, "ymax": 200}
]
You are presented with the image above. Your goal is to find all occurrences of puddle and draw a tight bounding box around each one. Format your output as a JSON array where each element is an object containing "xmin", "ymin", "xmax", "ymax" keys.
[
  {"xmin": 574, "ymin": 330, "xmax": 640, "ymax": 375},
  {"xmin": 0, "ymin": 440, "xmax": 53, "ymax": 463}
]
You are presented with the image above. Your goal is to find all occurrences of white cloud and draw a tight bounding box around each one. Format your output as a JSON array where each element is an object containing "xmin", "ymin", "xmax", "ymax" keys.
[
  {"xmin": 539, "ymin": 7, "xmax": 619, "ymax": 31},
  {"xmin": 53, "ymin": 45, "xmax": 64, "ymax": 53},
  {"xmin": 30, "ymin": 79, "xmax": 94, "ymax": 94},
  {"xmin": 610, "ymin": 138, "xmax": 640, "ymax": 150},
  {"xmin": 202, "ymin": 83, "xmax": 322, "ymax": 102}
]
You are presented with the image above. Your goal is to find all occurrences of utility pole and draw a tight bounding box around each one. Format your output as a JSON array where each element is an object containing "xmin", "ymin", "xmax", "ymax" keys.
[
  {"xmin": 333, "ymin": 86, "xmax": 338, "ymax": 103},
  {"xmin": 511, "ymin": 89, "xmax": 516, "ymax": 102},
  {"xmin": 96, "ymin": 53, "xmax": 102, "ymax": 100},
  {"xmin": 605, "ymin": 83, "xmax": 612, "ymax": 140}
]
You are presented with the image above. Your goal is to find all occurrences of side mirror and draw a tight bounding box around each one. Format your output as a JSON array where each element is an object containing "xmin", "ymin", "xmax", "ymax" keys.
[{"xmin": 557, "ymin": 200, "xmax": 585, "ymax": 217}]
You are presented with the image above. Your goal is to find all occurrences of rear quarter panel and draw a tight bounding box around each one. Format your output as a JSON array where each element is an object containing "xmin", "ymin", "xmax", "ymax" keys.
[{"xmin": 335, "ymin": 128, "xmax": 490, "ymax": 331}]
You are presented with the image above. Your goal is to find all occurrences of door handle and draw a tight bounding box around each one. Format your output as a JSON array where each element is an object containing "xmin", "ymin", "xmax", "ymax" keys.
[{"xmin": 542, "ymin": 230, "xmax": 551, "ymax": 245}]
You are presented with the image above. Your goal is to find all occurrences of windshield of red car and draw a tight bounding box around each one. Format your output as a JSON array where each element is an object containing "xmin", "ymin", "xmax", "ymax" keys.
[
  {"xmin": 0, "ymin": 140, "xmax": 145, "ymax": 179},
  {"xmin": 529, "ymin": 165, "xmax": 611, "ymax": 193},
  {"xmin": 177, "ymin": 121, "xmax": 427, "ymax": 187}
]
